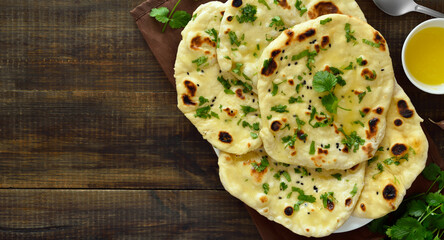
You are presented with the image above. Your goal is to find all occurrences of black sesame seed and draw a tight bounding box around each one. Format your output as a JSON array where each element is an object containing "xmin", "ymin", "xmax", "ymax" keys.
[
  {"xmin": 197, "ymin": 84, "xmax": 200, "ymax": 87},
  {"xmin": 201, "ymin": 70, "xmax": 204, "ymax": 73},
  {"xmin": 251, "ymin": 93, "xmax": 254, "ymax": 95},
  {"xmin": 309, "ymin": 86, "xmax": 312, "ymax": 89},
  {"xmin": 318, "ymin": 96, "xmax": 322, "ymax": 99},
  {"xmin": 376, "ymin": 192, "xmax": 379, "ymax": 195},
  {"xmin": 296, "ymin": 181, "xmax": 300, "ymax": 184},
  {"xmin": 306, "ymin": 86, "xmax": 309, "ymax": 89},
  {"xmin": 219, "ymin": 70, "xmax": 222, "ymax": 73},
  {"xmin": 279, "ymin": 196, "xmax": 282, "ymax": 199},
  {"xmin": 294, "ymin": 62, "xmax": 298, "ymax": 65},
  {"xmin": 301, "ymin": 183, "xmax": 304, "ymax": 185},
  {"xmin": 280, "ymin": 57, "xmax": 283, "ymax": 61},
  {"xmin": 276, "ymin": 71, "xmax": 279, "ymax": 74},
  {"xmin": 187, "ymin": 72, "xmax": 190, "ymax": 75},
  {"xmin": 300, "ymin": 176, "xmax": 303, "ymax": 178},
  {"xmin": 252, "ymin": 99, "xmax": 255, "ymax": 102},
  {"xmin": 307, "ymin": 212, "xmax": 310, "ymax": 215},
  {"xmin": 210, "ymin": 104, "xmax": 214, "ymax": 107},
  {"xmin": 308, "ymin": 105, "xmax": 311, "ymax": 110},
  {"xmin": 288, "ymin": 63, "xmax": 291, "ymax": 66},
  {"xmin": 308, "ymin": 173, "xmax": 311, "ymax": 176},
  {"xmin": 309, "ymin": 72, "xmax": 312, "ymax": 75},
  {"xmin": 282, "ymin": 50, "xmax": 285, "ymax": 53},
  {"xmin": 328, "ymin": 43, "xmax": 331, "ymax": 47},
  {"xmin": 302, "ymin": 95, "xmax": 304, "ymax": 97},
  {"xmin": 309, "ymin": 100, "xmax": 312, "ymax": 103},
  {"xmin": 381, "ymin": 69, "xmax": 384, "ymax": 71},
  {"xmin": 268, "ymin": 89, "xmax": 271, "ymax": 92}
]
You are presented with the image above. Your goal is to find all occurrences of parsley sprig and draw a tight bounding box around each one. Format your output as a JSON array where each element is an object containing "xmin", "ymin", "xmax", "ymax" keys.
[
  {"xmin": 312, "ymin": 71, "xmax": 348, "ymax": 114},
  {"xmin": 150, "ymin": 0, "xmax": 192, "ymax": 33},
  {"xmin": 368, "ymin": 163, "xmax": 444, "ymax": 240},
  {"xmin": 337, "ymin": 127, "xmax": 365, "ymax": 153}
]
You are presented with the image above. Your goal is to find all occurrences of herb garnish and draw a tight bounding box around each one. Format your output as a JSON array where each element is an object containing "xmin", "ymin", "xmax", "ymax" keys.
[
  {"xmin": 362, "ymin": 39, "xmax": 381, "ymax": 48},
  {"xmin": 232, "ymin": 63, "xmax": 243, "ymax": 75},
  {"xmin": 313, "ymin": 71, "xmax": 349, "ymax": 114},
  {"xmin": 228, "ymin": 31, "xmax": 241, "ymax": 46},
  {"xmin": 258, "ymin": 0, "xmax": 271, "ymax": 10},
  {"xmin": 271, "ymin": 104, "xmax": 289, "ymax": 113},
  {"xmin": 295, "ymin": 0, "xmax": 307, "ymax": 16},
  {"xmin": 289, "ymin": 96, "xmax": 303, "ymax": 103},
  {"xmin": 198, "ymin": 96, "xmax": 209, "ymax": 106},
  {"xmin": 320, "ymin": 18, "xmax": 332, "ymax": 25},
  {"xmin": 241, "ymin": 105, "xmax": 257, "ymax": 115},
  {"xmin": 269, "ymin": 16, "xmax": 285, "ymax": 30},
  {"xmin": 289, "ymin": 187, "xmax": 316, "ymax": 203},
  {"xmin": 262, "ymin": 183, "xmax": 270, "ymax": 194},
  {"xmin": 309, "ymin": 141, "xmax": 316, "ymax": 155},
  {"xmin": 192, "ymin": 56, "xmax": 208, "ymax": 71},
  {"xmin": 236, "ymin": 4, "xmax": 257, "ymax": 23},
  {"xmin": 205, "ymin": 28, "xmax": 219, "ymax": 48},
  {"xmin": 320, "ymin": 192, "xmax": 337, "ymax": 208},
  {"xmin": 331, "ymin": 173, "xmax": 342, "ymax": 181},
  {"xmin": 368, "ymin": 163, "xmax": 444, "ymax": 240},
  {"xmin": 337, "ymin": 128, "xmax": 365, "ymax": 152},
  {"xmin": 350, "ymin": 183, "xmax": 358, "ymax": 197},
  {"xmin": 345, "ymin": 23, "xmax": 357, "ymax": 44},
  {"xmin": 251, "ymin": 156, "xmax": 269, "ymax": 172},
  {"xmin": 271, "ymin": 80, "xmax": 287, "ymax": 96},
  {"xmin": 150, "ymin": 1, "xmax": 191, "ymax": 32}
]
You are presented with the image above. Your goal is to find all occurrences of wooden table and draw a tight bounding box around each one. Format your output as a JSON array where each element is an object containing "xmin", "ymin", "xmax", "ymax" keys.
[{"xmin": 0, "ymin": 0, "xmax": 443, "ymax": 239}]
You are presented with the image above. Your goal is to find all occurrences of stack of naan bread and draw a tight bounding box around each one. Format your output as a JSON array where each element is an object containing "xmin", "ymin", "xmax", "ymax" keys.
[{"xmin": 174, "ymin": 0, "xmax": 428, "ymax": 237}]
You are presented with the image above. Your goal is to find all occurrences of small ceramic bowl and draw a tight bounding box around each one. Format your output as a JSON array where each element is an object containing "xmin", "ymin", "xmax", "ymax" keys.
[{"xmin": 401, "ymin": 18, "xmax": 444, "ymax": 95}]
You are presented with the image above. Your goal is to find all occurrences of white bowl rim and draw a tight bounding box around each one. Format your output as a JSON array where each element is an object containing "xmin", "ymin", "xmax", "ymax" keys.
[{"xmin": 401, "ymin": 18, "xmax": 444, "ymax": 95}]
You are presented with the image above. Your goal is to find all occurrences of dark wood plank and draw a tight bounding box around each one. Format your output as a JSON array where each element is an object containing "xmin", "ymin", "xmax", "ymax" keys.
[
  {"xmin": 0, "ymin": 91, "xmax": 221, "ymax": 189},
  {"xmin": 0, "ymin": 0, "xmax": 173, "ymax": 92},
  {"xmin": 0, "ymin": 189, "xmax": 260, "ymax": 239}
]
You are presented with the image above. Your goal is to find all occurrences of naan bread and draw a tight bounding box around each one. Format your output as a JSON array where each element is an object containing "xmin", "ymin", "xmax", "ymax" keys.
[
  {"xmin": 258, "ymin": 14, "xmax": 395, "ymax": 169},
  {"xmin": 218, "ymin": 148, "xmax": 365, "ymax": 237},
  {"xmin": 217, "ymin": 0, "xmax": 366, "ymax": 86},
  {"xmin": 353, "ymin": 83, "xmax": 428, "ymax": 219},
  {"xmin": 175, "ymin": 2, "xmax": 261, "ymax": 155}
]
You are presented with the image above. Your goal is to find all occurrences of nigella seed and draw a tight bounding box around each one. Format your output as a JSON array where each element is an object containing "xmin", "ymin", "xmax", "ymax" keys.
[
  {"xmin": 288, "ymin": 63, "xmax": 291, "ymax": 66},
  {"xmin": 307, "ymin": 212, "xmax": 310, "ymax": 215},
  {"xmin": 276, "ymin": 71, "xmax": 279, "ymax": 74},
  {"xmin": 252, "ymin": 99, "xmax": 255, "ymax": 103},
  {"xmin": 279, "ymin": 196, "xmax": 282, "ymax": 199},
  {"xmin": 309, "ymin": 100, "xmax": 312, "ymax": 103},
  {"xmin": 197, "ymin": 84, "xmax": 200, "ymax": 87},
  {"xmin": 251, "ymin": 93, "xmax": 254, "ymax": 95},
  {"xmin": 219, "ymin": 70, "xmax": 222, "ymax": 73},
  {"xmin": 318, "ymin": 96, "xmax": 322, "ymax": 99},
  {"xmin": 201, "ymin": 70, "xmax": 204, "ymax": 73},
  {"xmin": 303, "ymin": 80, "xmax": 306, "ymax": 84},
  {"xmin": 187, "ymin": 72, "xmax": 190, "ymax": 75},
  {"xmin": 306, "ymin": 86, "xmax": 309, "ymax": 89},
  {"xmin": 376, "ymin": 192, "xmax": 379, "ymax": 195},
  {"xmin": 381, "ymin": 69, "xmax": 384, "ymax": 71},
  {"xmin": 210, "ymin": 104, "xmax": 214, "ymax": 107},
  {"xmin": 282, "ymin": 50, "xmax": 285, "ymax": 53},
  {"xmin": 280, "ymin": 57, "xmax": 283, "ymax": 61},
  {"xmin": 300, "ymin": 176, "xmax": 303, "ymax": 178},
  {"xmin": 268, "ymin": 89, "xmax": 271, "ymax": 92},
  {"xmin": 309, "ymin": 72, "xmax": 312, "ymax": 75},
  {"xmin": 301, "ymin": 183, "xmax": 304, "ymax": 185},
  {"xmin": 294, "ymin": 62, "xmax": 298, "ymax": 65},
  {"xmin": 328, "ymin": 43, "xmax": 331, "ymax": 47},
  {"xmin": 302, "ymin": 95, "xmax": 304, "ymax": 97},
  {"xmin": 296, "ymin": 181, "xmax": 300, "ymax": 184}
]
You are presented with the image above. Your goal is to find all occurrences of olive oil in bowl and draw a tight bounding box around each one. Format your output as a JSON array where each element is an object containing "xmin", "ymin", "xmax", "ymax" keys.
[
  {"xmin": 404, "ymin": 27, "xmax": 444, "ymax": 85},
  {"xmin": 402, "ymin": 18, "xmax": 444, "ymax": 94}
]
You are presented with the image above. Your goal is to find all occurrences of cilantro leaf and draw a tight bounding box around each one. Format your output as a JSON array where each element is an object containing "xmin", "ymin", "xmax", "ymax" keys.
[
  {"xmin": 258, "ymin": 0, "xmax": 271, "ymax": 10},
  {"xmin": 331, "ymin": 173, "xmax": 342, "ymax": 181},
  {"xmin": 320, "ymin": 192, "xmax": 337, "ymax": 208},
  {"xmin": 241, "ymin": 105, "xmax": 257, "ymax": 115},
  {"xmin": 280, "ymin": 182, "xmax": 288, "ymax": 191},
  {"xmin": 350, "ymin": 183, "xmax": 358, "ymax": 197},
  {"xmin": 345, "ymin": 23, "xmax": 357, "ymax": 43},
  {"xmin": 309, "ymin": 141, "xmax": 315, "ymax": 155},
  {"xmin": 194, "ymin": 106, "xmax": 211, "ymax": 119},
  {"xmin": 320, "ymin": 18, "xmax": 332, "ymax": 25},
  {"xmin": 425, "ymin": 192, "xmax": 444, "ymax": 207},
  {"xmin": 228, "ymin": 31, "xmax": 241, "ymax": 46},
  {"xmin": 282, "ymin": 171, "xmax": 291, "ymax": 182},
  {"xmin": 236, "ymin": 4, "xmax": 257, "ymax": 23},
  {"xmin": 313, "ymin": 71, "xmax": 337, "ymax": 93},
  {"xmin": 251, "ymin": 156, "xmax": 269, "ymax": 172},
  {"xmin": 422, "ymin": 163, "xmax": 441, "ymax": 181},
  {"xmin": 358, "ymin": 91, "xmax": 366, "ymax": 103},
  {"xmin": 406, "ymin": 200, "xmax": 427, "ymax": 217},
  {"xmin": 362, "ymin": 38, "xmax": 381, "ymax": 48},
  {"xmin": 232, "ymin": 62, "xmax": 243, "ymax": 75},
  {"xmin": 269, "ymin": 16, "xmax": 285, "ymax": 27},
  {"xmin": 150, "ymin": 7, "xmax": 170, "ymax": 23},
  {"xmin": 262, "ymin": 183, "xmax": 269, "ymax": 194},
  {"xmin": 271, "ymin": 104, "xmax": 289, "ymax": 113},
  {"xmin": 217, "ymin": 76, "xmax": 231, "ymax": 90},
  {"xmin": 205, "ymin": 28, "xmax": 219, "ymax": 47},
  {"xmin": 295, "ymin": 0, "xmax": 307, "ymax": 16},
  {"xmin": 289, "ymin": 96, "xmax": 303, "ymax": 104},
  {"xmin": 292, "ymin": 50, "xmax": 309, "ymax": 61},
  {"xmin": 198, "ymin": 96, "xmax": 209, "ymax": 106},
  {"xmin": 338, "ymin": 128, "xmax": 365, "ymax": 152},
  {"xmin": 321, "ymin": 92, "xmax": 339, "ymax": 114},
  {"xmin": 386, "ymin": 217, "xmax": 427, "ymax": 240},
  {"xmin": 169, "ymin": 11, "xmax": 192, "ymax": 29},
  {"xmin": 192, "ymin": 56, "xmax": 208, "ymax": 71}
]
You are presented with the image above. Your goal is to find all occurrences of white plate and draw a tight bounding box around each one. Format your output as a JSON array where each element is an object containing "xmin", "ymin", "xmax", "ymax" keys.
[{"xmin": 212, "ymin": 147, "xmax": 373, "ymax": 233}]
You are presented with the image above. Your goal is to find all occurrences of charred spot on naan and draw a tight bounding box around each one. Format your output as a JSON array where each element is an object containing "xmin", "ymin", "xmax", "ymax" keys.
[
  {"xmin": 260, "ymin": 196, "xmax": 268, "ymax": 203},
  {"xmin": 297, "ymin": 130, "xmax": 306, "ymax": 141},
  {"xmin": 231, "ymin": 0, "xmax": 242, "ymax": 8},
  {"xmin": 314, "ymin": 44, "xmax": 320, "ymax": 53},
  {"xmin": 271, "ymin": 121, "xmax": 282, "ymax": 131},
  {"xmin": 219, "ymin": 131, "xmax": 233, "ymax": 143},
  {"xmin": 297, "ymin": 28, "xmax": 316, "ymax": 42},
  {"xmin": 182, "ymin": 94, "xmax": 196, "ymax": 105},
  {"xmin": 373, "ymin": 31, "xmax": 386, "ymax": 51},
  {"xmin": 360, "ymin": 203, "xmax": 366, "ymax": 211},
  {"xmin": 308, "ymin": 2, "xmax": 341, "ymax": 19},
  {"xmin": 184, "ymin": 80, "xmax": 197, "ymax": 96},
  {"xmin": 285, "ymin": 29, "xmax": 294, "ymax": 45},
  {"xmin": 224, "ymin": 107, "xmax": 237, "ymax": 117},
  {"xmin": 261, "ymin": 50, "xmax": 281, "ymax": 76},
  {"xmin": 397, "ymin": 100, "xmax": 414, "ymax": 118},
  {"xmin": 373, "ymin": 107, "xmax": 383, "ymax": 115},
  {"xmin": 288, "ymin": 79, "xmax": 294, "ymax": 85},
  {"xmin": 394, "ymin": 119, "xmax": 403, "ymax": 126},
  {"xmin": 366, "ymin": 117, "xmax": 380, "ymax": 139},
  {"xmin": 326, "ymin": 198, "xmax": 335, "ymax": 211},
  {"xmin": 227, "ymin": 16, "xmax": 233, "ymax": 22},
  {"xmin": 342, "ymin": 146, "xmax": 349, "ymax": 153},
  {"xmin": 391, "ymin": 143, "xmax": 407, "ymax": 156},
  {"xmin": 235, "ymin": 89, "xmax": 245, "ymax": 100},
  {"xmin": 362, "ymin": 143, "xmax": 374, "ymax": 158},
  {"xmin": 318, "ymin": 148, "xmax": 328, "ymax": 155},
  {"xmin": 321, "ymin": 36, "xmax": 330, "ymax": 48},
  {"xmin": 275, "ymin": 0, "xmax": 290, "ymax": 9},
  {"xmin": 190, "ymin": 35, "xmax": 216, "ymax": 50},
  {"xmin": 383, "ymin": 184, "xmax": 397, "ymax": 204},
  {"xmin": 361, "ymin": 68, "xmax": 376, "ymax": 80},
  {"xmin": 345, "ymin": 198, "xmax": 352, "ymax": 207},
  {"xmin": 350, "ymin": 164, "xmax": 360, "ymax": 171}
]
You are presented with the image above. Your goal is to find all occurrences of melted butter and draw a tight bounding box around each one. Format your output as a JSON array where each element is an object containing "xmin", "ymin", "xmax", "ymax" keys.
[{"xmin": 405, "ymin": 27, "xmax": 444, "ymax": 85}]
